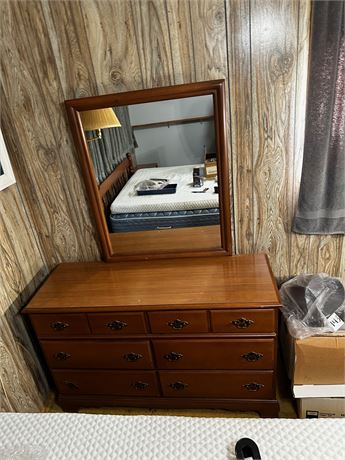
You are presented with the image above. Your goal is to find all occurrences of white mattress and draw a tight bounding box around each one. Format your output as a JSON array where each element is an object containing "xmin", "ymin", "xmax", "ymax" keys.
[
  {"xmin": 110, "ymin": 164, "xmax": 218, "ymax": 214},
  {"xmin": 0, "ymin": 413, "xmax": 344, "ymax": 460}
]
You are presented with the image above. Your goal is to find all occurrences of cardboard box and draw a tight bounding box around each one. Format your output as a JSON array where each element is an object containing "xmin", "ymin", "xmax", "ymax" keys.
[
  {"xmin": 204, "ymin": 153, "xmax": 217, "ymax": 178},
  {"xmin": 298, "ymin": 397, "xmax": 345, "ymax": 418},
  {"xmin": 293, "ymin": 384, "xmax": 345, "ymax": 398},
  {"xmin": 280, "ymin": 318, "xmax": 345, "ymax": 385}
]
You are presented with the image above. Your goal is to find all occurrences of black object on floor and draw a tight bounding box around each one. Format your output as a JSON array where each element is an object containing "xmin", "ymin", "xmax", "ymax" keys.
[{"xmin": 235, "ymin": 437, "xmax": 261, "ymax": 459}]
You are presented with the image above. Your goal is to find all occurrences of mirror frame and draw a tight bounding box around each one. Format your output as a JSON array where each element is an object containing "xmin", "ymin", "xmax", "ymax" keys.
[{"xmin": 65, "ymin": 80, "xmax": 231, "ymax": 262}]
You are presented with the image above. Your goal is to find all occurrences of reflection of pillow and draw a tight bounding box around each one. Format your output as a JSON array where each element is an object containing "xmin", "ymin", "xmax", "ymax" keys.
[{"xmin": 135, "ymin": 179, "xmax": 168, "ymax": 192}]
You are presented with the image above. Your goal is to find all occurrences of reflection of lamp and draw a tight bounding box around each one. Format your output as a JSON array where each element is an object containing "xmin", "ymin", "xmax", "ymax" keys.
[{"xmin": 80, "ymin": 108, "xmax": 121, "ymax": 142}]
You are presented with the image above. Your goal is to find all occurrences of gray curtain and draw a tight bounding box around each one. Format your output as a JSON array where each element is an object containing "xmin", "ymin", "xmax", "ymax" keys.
[
  {"xmin": 87, "ymin": 106, "xmax": 137, "ymax": 184},
  {"xmin": 293, "ymin": 1, "xmax": 345, "ymax": 234}
]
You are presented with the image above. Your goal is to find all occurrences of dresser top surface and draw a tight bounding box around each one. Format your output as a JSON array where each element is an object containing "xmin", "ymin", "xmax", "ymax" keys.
[{"xmin": 24, "ymin": 254, "xmax": 281, "ymax": 313}]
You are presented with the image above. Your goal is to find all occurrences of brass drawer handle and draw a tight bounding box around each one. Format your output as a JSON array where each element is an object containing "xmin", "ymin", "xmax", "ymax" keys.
[
  {"xmin": 107, "ymin": 320, "xmax": 128, "ymax": 331},
  {"xmin": 50, "ymin": 321, "xmax": 69, "ymax": 331},
  {"xmin": 167, "ymin": 319, "xmax": 189, "ymax": 330},
  {"xmin": 63, "ymin": 381, "xmax": 79, "ymax": 390},
  {"xmin": 123, "ymin": 352, "xmax": 143, "ymax": 362},
  {"xmin": 243, "ymin": 382, "xmax": 264, "ymax": 391},
  {"xmin": 54, "ymin": 351, "xmax": 71, "ymax": 361},
  {"xmin": 231, "ymin": 318, "xmax": 254, "ymax": 329},
  {"xmin": 241, "ymin": 351, "xmax": 263, "ymax": 362},
  {"xmin": 170, "ymin": 381, "xmax": 189, "ymax": 390},
  {"xmin": 133, "ymin": 381, "xmax": 149, "ymax": 390},
  {"xmin": 164, "ymin": 351, "xmax": 183, "ymax": 361}
]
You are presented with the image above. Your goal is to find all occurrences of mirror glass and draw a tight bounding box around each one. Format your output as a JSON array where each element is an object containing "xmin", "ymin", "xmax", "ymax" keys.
[{"xmin": 66, "ymin": 81, "xmax": 230, "ymax": 261}]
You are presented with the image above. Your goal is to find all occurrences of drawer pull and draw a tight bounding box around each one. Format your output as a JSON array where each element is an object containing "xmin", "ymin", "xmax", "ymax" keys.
[
  {"xmin": 164, "ymin": 351, "xmax": 183, "ymax": 361},
  {"xmin": 243, "ymin": 382, "xmax": 264, "ymax": 391},
  {"xmin": 167, "ymin": 319, "xmax": 189, "ymax": 330},
  {"xmin": 63, "ymin": 381, "xmax": 79, "ymax": 390},
  {"xmin": 50, "ymin": 321, "xmax": 69, "ymax": 331},
  {"xmin": 170, "ymin": 381, "xmax": 189, "ymax": 391},
  {"xmin": 54, "ymin": 351, "xmax": 71, "ymax": 361},
  {"xmin": 133, "ymin": 381, "xmax": 149, "ymax": 390},
  {"xmin": 107, "ymin": 320, "xmax": 128, "ymax": 331},
  {"xmin": 241, "ymin": 351, "xmax": 263, "ymax": 362},
  {"xmin": 123, "ymin": 352, "xmax": 143, "ymax": 362},
  {"xmin": 231, "ymin": 318, "xmax": 254, "ymax": 329}
]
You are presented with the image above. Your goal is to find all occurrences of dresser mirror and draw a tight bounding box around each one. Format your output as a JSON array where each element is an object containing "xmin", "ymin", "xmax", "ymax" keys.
[{"xmin": 65, "ymin": 80, "xmax": 231, "ymax": 261}]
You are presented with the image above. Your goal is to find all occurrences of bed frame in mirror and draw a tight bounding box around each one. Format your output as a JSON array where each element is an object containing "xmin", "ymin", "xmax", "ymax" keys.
[{"xmin": 65, "ymin": 80, "xmax": 231, "ymax": 262}]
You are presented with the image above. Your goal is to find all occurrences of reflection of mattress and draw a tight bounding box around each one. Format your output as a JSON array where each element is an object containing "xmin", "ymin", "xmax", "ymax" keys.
[
  {"xmin": 1, "ymin": 413, "xmax": 344, "ymax": 460},
  {"xmin": 110, "ymin": 164, "xmax": 219, "ymax": 214},
  {"xmin": 110, "ymin": 208, "xmax": 219, "ymax": 232}
]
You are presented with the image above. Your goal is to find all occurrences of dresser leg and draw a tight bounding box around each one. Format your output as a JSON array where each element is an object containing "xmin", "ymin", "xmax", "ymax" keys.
[
  {"xmin": 58, "ymin": 399, "xmax": 80, "ymax": 413},
  {"xmin": 257, "ymin": 401, "xmax": 280, "ymax": 418}
]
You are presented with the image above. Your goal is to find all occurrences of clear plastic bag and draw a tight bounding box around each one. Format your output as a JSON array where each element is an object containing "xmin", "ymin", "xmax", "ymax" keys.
[{"xmin": 280, "ymin": 273, "xmax": 345, "ymax": 339}]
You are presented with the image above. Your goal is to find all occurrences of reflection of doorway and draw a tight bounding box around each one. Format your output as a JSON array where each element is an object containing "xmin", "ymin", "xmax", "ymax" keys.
[{"xmin": 0, "ymin": 129, "xmax": 16, "ymax": 191}]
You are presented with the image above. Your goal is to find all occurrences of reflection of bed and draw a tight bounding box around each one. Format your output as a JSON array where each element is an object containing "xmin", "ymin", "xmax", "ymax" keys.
[
  {"xmin": 109, "ymin": 164, "xmax": 219, "ymax": 233},
  {"xmin": 1, "ymin": 413, "xmax": 344, "ymax": 459}
]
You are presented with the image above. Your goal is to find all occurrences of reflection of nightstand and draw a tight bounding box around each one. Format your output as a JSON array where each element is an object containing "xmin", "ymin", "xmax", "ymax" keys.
[{"xmin": 136, "ymin": 163, "xmax": 159, "ymax": 170}]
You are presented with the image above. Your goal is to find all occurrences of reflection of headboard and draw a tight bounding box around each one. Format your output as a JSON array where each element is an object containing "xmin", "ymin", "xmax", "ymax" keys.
[
  {"xmin": 98, "ymin": 153, "xmax": 135, "ymax": 198},
  {"xmin": 97, "ymin": 153, "xmax": 136, "ymax": 220}
]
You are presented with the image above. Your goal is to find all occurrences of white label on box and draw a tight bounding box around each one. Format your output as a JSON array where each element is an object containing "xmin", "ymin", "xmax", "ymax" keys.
[{"xmin": 327, "ymin": 313, "xmax": 344, "ymax": 332}]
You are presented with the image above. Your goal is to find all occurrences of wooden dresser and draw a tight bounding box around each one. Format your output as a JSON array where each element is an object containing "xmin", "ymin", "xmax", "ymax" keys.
[{"xmin": 23, "ymin": 254, "xmax": 281, "ymax": 417}]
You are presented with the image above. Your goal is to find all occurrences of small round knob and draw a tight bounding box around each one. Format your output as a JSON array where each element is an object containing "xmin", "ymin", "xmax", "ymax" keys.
[
  {"xmin": 170, "ymin": 381, "xmax": 189, "ymax": 390},
  {"xmin": 123, "ymin": 352, "xmax": 143, "ymax": 362},
  {"xmin": 107, "ymin": 320, "xmax": 128, "ymax": 330},
  {"xmin": 167, "ymin": 319, "xmax": 189, "ymax": 330},
  {"xmin": 164, "ymin": 351, "xmax": 183, "ymax": 361}
]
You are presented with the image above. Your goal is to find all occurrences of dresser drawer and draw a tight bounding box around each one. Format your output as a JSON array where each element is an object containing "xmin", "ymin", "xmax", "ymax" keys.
[
  {"xmin": 148, "ymin": 311, "xmax": 208, "ymax": 333},
  {"xmin": 88, "ymin": 313, "xmax": 147, "ymax": 335},
  {"xmin": 211, "ymin": 309, "xmax": 276, "ymax": 333},
  {"xmin": 41, "ymin": 340, "xmax": 154, "ymax": 369},
  {"xmin": 159, "ymin": 371, "xmax": 274, "ymax": 399},
  {"xmin": 53, "ymin": 370, "xmax": 160, "ymax": 396},
  {"xmin": 153, "ymin": 339, "xmax": 274, "ymax": 369},
  {"xmin": 30, "ymin": 314, "xmax": 90, "ymax": 337}
]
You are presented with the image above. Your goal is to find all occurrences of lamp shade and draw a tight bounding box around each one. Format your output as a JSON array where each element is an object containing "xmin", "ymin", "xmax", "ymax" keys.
[{"xmin": 80, "ymin": 108, "xmax": 121, "ymax": 131}]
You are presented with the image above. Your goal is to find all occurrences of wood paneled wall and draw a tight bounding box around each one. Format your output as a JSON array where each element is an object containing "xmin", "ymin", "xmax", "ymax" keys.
[{"xmin": 0, "ymin": 0, "xmax": 343, "ymax": 410}]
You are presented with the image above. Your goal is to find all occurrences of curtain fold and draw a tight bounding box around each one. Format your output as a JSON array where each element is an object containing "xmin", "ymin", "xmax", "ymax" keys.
[
  {"xmin": 87, "ymin": 106, "xmax": 137, "ymax": 184},
  {"xmin": 293, "ymin": 1, "xmax": 345, "ymax": 234}
]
